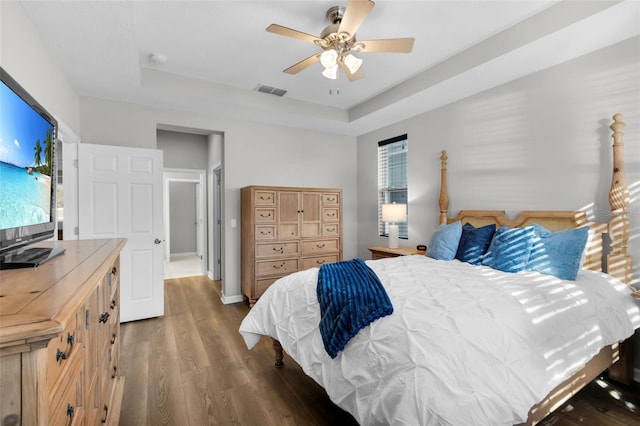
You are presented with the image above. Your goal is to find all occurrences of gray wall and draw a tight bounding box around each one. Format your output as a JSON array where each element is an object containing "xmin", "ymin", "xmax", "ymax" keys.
[
  {"xmin": 157, "ymin": 130, "xmax": 209, "ymax": 170},
  {"xmin": 1, "ymin": 1, "xmax": 79, "ymax": 133},
  {"xmin": 169, "ymin": 182, "xmax": 197, "ymax": 255},
  {"xmin": 357, "ymin": 36, "xmax": 640, "ymax": 272}
]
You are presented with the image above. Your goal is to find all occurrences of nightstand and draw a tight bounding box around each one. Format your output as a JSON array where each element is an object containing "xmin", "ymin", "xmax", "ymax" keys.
[{"xmin": 368, "ymin": 246, "xmax": 426, "ymax": 260}]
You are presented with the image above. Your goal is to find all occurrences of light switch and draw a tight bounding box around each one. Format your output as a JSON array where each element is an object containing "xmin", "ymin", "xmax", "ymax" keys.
[{"xmin": 231, "ymin": 219, "xmax": 237, "ymax": 228}]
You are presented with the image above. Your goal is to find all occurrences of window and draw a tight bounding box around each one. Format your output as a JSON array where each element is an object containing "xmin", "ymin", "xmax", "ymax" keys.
[{"xmin": 378, "ymin": 134, "xmax": 408, "ymax": 238}]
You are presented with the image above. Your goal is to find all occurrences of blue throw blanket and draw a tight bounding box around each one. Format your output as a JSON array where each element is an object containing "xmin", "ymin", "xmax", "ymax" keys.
[{"xmin": 317, "ymin": 258, "xmax": 394, "ymax": 358}]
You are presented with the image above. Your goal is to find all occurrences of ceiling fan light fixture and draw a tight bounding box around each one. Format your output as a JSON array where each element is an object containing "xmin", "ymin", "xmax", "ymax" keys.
[
  {"xmin": 322, "ymin": 64, "xmax": 338, "ymax": 80},
  {"xmin": 343, "ymin": 53, "xmax": 363, "ymax": 74},
  {"xmin": 320, "ymin": 49, "xmax": 338, "ymax": 68}
]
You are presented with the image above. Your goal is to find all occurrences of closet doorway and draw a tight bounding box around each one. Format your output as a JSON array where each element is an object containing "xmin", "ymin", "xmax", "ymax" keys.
[{"xmin": 163, "ymin": 169, "xmax": 207, "ymax": 279}]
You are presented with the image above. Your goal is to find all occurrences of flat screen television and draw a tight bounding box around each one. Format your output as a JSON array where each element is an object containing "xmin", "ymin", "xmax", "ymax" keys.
[{"xmin": 0, "ymin": 66, "xmax": 64, "ymax": 269}]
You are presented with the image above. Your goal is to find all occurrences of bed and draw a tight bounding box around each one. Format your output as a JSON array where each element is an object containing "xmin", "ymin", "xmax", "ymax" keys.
[{"xmin": 239, "ymin": 114, "xmax": 639, "ymax": 425}]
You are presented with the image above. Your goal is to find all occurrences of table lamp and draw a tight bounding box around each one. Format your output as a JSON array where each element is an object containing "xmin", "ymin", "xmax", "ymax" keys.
[{"xmin": 382, "ymin": 203, "xmax": 407, "ymax": 249}]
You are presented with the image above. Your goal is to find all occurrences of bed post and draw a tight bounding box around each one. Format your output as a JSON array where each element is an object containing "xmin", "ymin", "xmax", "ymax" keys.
[
  {"xmin": 606, "ymin": 113, "xmax": 634, "ymax": 385},
  {"xmin": 272, "ymin": 338, "xmax": 284, "ymax": 368},
  {"xmin": 607, "ymin": 114, "xmax": 632, "ymax": 285},
  {"xmin": 439, "ymin": 150, "xmax": 449, "ymax": 225}
]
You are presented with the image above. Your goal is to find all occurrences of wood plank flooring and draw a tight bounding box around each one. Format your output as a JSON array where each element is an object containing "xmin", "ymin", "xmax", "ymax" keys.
[{"xmin": 119, "ymin": 276, "xmax": 640, "ymax": 425}]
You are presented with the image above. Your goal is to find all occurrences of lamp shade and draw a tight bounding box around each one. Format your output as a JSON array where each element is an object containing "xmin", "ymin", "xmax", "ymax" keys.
[
  {"xmin": 322, "ymin": 64, "xmax": 338, "ymax": 79},
  {"xmin": 381, "ymin": 203, "xmax": 407, "ymax": 223},
  {"xmin": 343, "ymin": 53, "xmax": 363, "ymax": 74},
  {"xmin": 320, "ymin": 49, "xmax": 338, "ymax": 68}
]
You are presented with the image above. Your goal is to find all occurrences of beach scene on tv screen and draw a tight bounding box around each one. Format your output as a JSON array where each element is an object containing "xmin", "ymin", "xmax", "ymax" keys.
[{"xmin": 0, "ymin": 82, "xmax": 54, "ymax": 230}]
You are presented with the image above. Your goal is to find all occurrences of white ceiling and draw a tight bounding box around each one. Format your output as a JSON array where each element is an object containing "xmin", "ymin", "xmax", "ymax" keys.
[{"xmin": 19, "ymin": 0, "xmax": 640, "ymax": 136}]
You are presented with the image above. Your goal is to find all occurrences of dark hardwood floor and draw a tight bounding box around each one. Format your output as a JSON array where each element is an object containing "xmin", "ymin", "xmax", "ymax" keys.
[{"xmin": 119, "ymin": 276, "xmax": 640, "ymax": 425}]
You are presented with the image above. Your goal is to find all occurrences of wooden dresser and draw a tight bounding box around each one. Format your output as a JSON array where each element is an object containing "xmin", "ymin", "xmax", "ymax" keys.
[
  {"xmin": 0, "ymin": 239, "xmax": 126, "ymax": 426},
  {"xmin": 241, "ymin": 186, "xmax": 343, "ymax": 306}
]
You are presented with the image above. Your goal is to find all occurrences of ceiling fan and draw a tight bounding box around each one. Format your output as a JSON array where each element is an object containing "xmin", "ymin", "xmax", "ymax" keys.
[{"xmin": 266, "ymin": 0, "xmax": 414, "ymax": 82}]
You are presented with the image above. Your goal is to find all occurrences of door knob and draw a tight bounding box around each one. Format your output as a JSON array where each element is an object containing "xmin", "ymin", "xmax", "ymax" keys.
[{"xmin": 154, "ymin": 239, "xmax": 163, "ymax": 244}]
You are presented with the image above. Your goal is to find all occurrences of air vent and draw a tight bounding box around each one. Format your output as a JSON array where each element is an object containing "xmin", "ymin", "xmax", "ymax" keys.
[{"xmin": 255, "ymin": 84, "xmax": 287, "ymax": 97}]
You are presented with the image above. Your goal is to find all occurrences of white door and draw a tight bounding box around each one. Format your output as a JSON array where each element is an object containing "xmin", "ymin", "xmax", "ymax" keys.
[{"xmin": 78, "ymin": 143, "xmax": 164, "ymax": 322}]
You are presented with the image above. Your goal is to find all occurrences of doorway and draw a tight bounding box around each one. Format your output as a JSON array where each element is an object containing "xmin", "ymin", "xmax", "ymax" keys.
[{"xmin": 163, "ymin": 168, "xmax": 207, "ymax": 279}]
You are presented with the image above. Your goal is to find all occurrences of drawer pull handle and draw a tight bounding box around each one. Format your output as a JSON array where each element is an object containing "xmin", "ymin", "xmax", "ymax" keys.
[
  {"xmin": 326, "ymin": 197, "xmax": 336, "ymax": 201},
  {"xmin": 259, "ymin": 195, "xmax": 271, "ymax": 200},
  {"xmin": 273, "ymin": 247, "xmax": 283, "ymax": 253},
  {"xmin": 316, "ymin": 243, "xmax": 326, "ymax": 249},
  {"xmin": 4, "ymin": 414, "xmax": 19, "ymax": 426},
  {"xmin": 111, "ymin": 333, "xmax": 117, "ymax": 344},
  {"xmin": 99, "ymin": 312, "xmax": 110, "ymax": 324},
  {"xmin": 67, "ymin": 404, "xmax": 75, "ymax": 420},
  {"xmin": 316, "ymin": 260, "xmax": 326, "ymax": 265},
  {"xmin": 101, "ymin": 404, "xmax": 109, "ymax": 423},
  {"xmin": 260, "ymin": 213, "xmax": 271, "ymax": 218},
  {"xmin": 260, "ymin": 231, "xmax": 271, "ymax": 235},
  {"xmin": 112, "ymin": 365, "xmax": 118, "ymax": 378},
  {"xmin": 56, "ymin": 333, "xmax": 75, "ymax": 362},
  {"xmin": 272, "ymin": 263, "xmax": 285, "ymax": 270},
  {"xmin": 110, "ymin": 300, "xmax": 117, "ymax": 310},
  {"xmin": 326, "ymin": 227, "xmax": 336, "ymax": 232},
  {"xmin": 112, "ymin": 266, "xmax": 117, "ymax": 275},
  {"xmin": 326, "ymin": 212, "xmax": 336, "ymax": 217}
]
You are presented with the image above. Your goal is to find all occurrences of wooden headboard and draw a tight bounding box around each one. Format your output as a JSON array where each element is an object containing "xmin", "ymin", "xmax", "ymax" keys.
[{"xmin": 438, "ymin": 114, "xmax": 632, "ymax": 284}]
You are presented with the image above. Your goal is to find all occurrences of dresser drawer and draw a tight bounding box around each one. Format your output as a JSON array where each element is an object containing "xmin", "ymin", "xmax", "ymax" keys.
[
  {"xmin": 302, "ymin": 255, "xmax": 339, "ymax": 269},
  {"xmin": 254, "ymin": 190, "xmax": 276, "ymax": 205},
  {"xmin": 255, "ymin": 225, "xmax": 277, "ymax": 240},
  {"xmin": 254, "ymin": 277, "xmax": 280, "ymax": 299},
  {"xmin": 322, "ymin": 192, "xmax": 340, "ymax": 205},
  {"xmin": 322, "ymin": 223, "xmax": 340, "ymax": 237},
  {"xmin": 50, "ymin": 378, "xmax": 84, "ymax": 426},
  {"xmin": 323, "ymin": 208, "xmax": 340, "ymax": 222},
  {"xmin": 255, "ymin": 207, "xmax": 276, "ymax": 223},
  {"xmin": 101, "ymin": 333, "xmax": 120, "ymax": 411},
  {"xmin": 256, "ymin": 241, "xmax": 299, "ymax": 258},
  {"xmin": 255, "ymin": 258, "xmax": 299, "ymax": 276},
  {"xmin": 301, "ymin": 239, "xmax": 339, "ymax": 255},
  {"xmin": 47, "ymin": 314, "xmax": 79, "ymax": 394},
  {"xmin": 49, "ymin": 345, "xmax": 84, "ymax": 426}
]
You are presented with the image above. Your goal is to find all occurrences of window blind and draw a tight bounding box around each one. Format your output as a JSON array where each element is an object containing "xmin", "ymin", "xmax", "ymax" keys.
[{"xmin": 378, "ymin": 134, "xmax": 408, "ymax": 238}]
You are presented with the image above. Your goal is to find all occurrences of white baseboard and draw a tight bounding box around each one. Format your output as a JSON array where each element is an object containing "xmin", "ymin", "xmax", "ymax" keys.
[
  {"xmin": 634, "ymin": 368, "xmax": 640, "ymax": 383},
  {"xmin": 221, "ymin": 294, "xmax": 244, "ymax": 305},
  {"xmin": 207, "ymin": 270, "xmax": 214, "ymax": 280}
]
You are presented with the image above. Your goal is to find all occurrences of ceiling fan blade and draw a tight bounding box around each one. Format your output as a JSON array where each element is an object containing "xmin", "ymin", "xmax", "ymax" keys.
[
  {"xmin": 339, "ymin": 61, "xmax": 364, "ymax": 82},
  {"xmin": 338, "ymin": 0, "xmax": 375, "ymax": 38},
  {"xmin": 358, "ymin": 38, "xmax": 415, "ymax": 53},
  {"xmin": 266, "ymin": 24, "xmax": 322, "ymax": 44},
  {"xmin": 283, "ymin": 53, "xmax": 321, "ymax": 74}
]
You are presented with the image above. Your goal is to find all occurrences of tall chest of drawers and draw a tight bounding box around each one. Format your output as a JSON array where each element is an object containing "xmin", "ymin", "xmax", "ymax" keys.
[
  {"xmin": 0, "ymin": 239, "xmax": 126, "ymax": 426},
  {"xmin": 241, "ymin": 186, "xmax": 343, "ymax": 306}
]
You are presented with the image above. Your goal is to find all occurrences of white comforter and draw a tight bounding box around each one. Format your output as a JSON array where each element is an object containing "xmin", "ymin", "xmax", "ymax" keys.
[{"xmin": 239, "ymin": 255, "xmax": 640, "ymax": 425}]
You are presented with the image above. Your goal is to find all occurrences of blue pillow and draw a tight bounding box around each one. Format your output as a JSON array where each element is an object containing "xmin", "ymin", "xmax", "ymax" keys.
[
  {"xmin": 481, "ymin": 226, "xmax": 535, "ymax": 273},
  {"xmin": 426, "ymin": 221, "xmax": 462, "ymax": 261},
  {"xmin": 525, "ymin": 224, "xmax": 589, "ymax": 280},
  {"xmin": 455, "ymin": 223, "xmax": 497, "ymax": 265}
]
